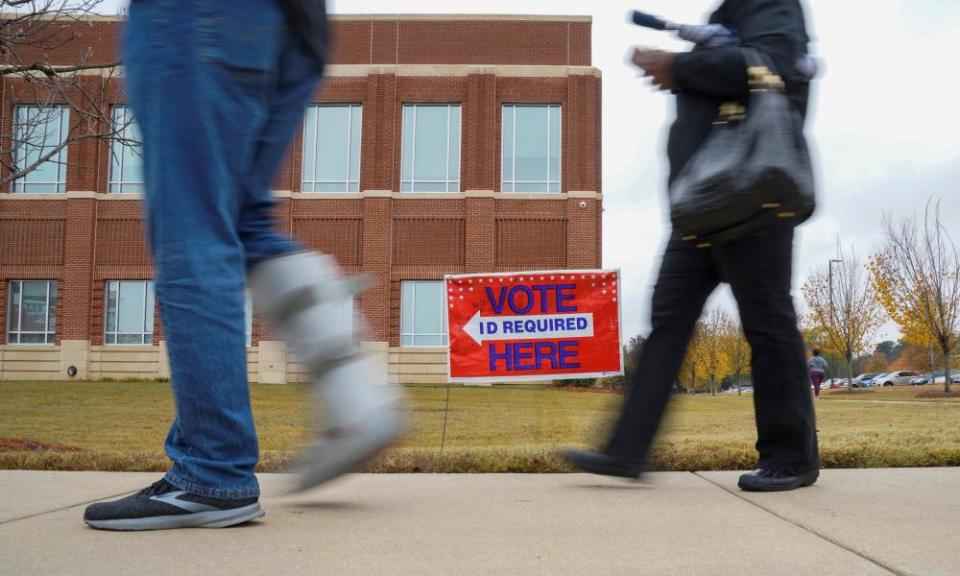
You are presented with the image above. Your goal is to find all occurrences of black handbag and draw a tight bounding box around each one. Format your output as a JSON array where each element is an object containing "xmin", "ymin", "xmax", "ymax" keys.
[{"xmin": 668, "ymin": 48, "xmax": 816, "ymax": 247}]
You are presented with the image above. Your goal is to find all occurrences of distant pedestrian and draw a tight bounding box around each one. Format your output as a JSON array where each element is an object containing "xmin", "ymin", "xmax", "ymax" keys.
[
  {"xmin": 808, "ymin": 348, "xmax": 828, "ymax": 398},
  {"xmin": 83, "ymin": 0, "xmax": 402, "ymax": 531},
  {"xmin": 563, "ymin": 0, "xmax": 820, "ymax": 492}
]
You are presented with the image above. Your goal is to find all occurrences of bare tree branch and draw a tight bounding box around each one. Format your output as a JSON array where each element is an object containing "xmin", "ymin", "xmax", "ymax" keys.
[{"xmin": 1, "ymin": 60, "xmax": 117, "ymax": 76}]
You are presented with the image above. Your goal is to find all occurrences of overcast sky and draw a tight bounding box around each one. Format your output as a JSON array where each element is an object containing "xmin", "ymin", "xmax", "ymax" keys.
[{"xmin": 99, "ymin": 0, "xmax": 960, "ymax": 344}]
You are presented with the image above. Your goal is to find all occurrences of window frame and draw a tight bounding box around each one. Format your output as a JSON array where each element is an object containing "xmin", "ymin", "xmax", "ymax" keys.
[
  {"xmin": 108, "ymin": 105, "xmax": 145, "ymax": 194},
  {"xmin": 6, "ymin": 280, "xmax": 57, "ymax": 345},
  {"xmin": 400, "ymin": 281, "xmax": 449, "ymax": 348},
  {"xmin": 11, "ymin": 105, "xmax": 70, "ymax": 194},
  {"xmin": 301, "ymin": 103, "xmax": 363, "ymax": 193},
  {"xmin": 400, "ymin": 103, "xmax": 462, "ymax": 193},
  {"xmin": 500, "ymin": 103, "xmax": 562, "ymax": 194},
  {"xmin": 103, "ymin": 280, "xmax": 155, "ymax": 346}
]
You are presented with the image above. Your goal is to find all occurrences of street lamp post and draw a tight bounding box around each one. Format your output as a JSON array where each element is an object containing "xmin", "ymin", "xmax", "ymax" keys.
[
  {"xmin": 828, "ymin": 258, "xmax": 842, "ymax": 318},
  {"xmin": 828, "ymin": 258, "xmax": 843, "ymax": 384}
]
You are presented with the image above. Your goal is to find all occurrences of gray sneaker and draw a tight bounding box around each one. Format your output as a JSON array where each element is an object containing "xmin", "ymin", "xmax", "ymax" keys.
[{"xmin": 83, "ymin": 479, "xmax": 264, "ymax": 531}]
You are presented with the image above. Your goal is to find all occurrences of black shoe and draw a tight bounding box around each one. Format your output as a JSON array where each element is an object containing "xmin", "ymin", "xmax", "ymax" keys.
[
  {"xmin": 83, "ymin": 479, "xmax": 264, "ymax": 531},
  {"xmin": 737, "ymin": 467, "xmax": 819, "ymax": 492},
  {"xmin": 561, "ymin": 448, "xmax": 644, "ymax": 479}
]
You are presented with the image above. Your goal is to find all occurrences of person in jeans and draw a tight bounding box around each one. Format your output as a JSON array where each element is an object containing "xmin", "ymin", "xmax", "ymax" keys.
[
  {"xmin": 83, "ymin": 0, "xmax": 402, "ymax": 531},
  {"xmin": 808, "ymin": 348, "xmax": 828, "ymax": 398},
  {"xmin": 564, "ymin": 0, "xmax": 820, "ymax": 492}
]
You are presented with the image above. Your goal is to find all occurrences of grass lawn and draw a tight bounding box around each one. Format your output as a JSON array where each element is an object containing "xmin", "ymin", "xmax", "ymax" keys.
[
  {"xmin": 821, "ymin": 385, "xmax": 960, "ymax": 402},
  {"xmin": 1, "ymin": 381, "xmax": 958, "ymax": 472}
]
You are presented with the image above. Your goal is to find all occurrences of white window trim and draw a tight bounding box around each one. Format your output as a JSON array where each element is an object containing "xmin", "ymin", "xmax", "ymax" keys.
[
  {"xmin": 501, "ymin": 103, "xmax": 562, "ymax": 194},
  {"xmin": 12, "ymin": 106, "xmax": 70, "ymax": 194},
  {"xmin": 103, "ymin": 280, "xmax": 154, "ymax": 346},
  {"xmin": 400, "ymin": 281, "xmax": 449, "ymax": 348},
  {"xmin": 301, "ymin": 103, "xmax": 363, "ymax": 193},
  {"xmin": 6, "ymin": 280, "xmax": 57, "ymax": 345},
  {"xmin": 108, "ymin": 106, "xmax": 145, "ymax": 195},
  {"xmin": 400, "ymin": 103, "xmax": 461, "ymax": 193}
]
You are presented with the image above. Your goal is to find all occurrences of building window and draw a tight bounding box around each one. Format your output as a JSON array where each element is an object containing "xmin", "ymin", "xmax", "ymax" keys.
[
  {"xmin": 104, "ymin": 280, "xmax": 155, "ymax": 345},
  {"xmin": 401, "ymin": 104, "xmax": 461, "ymax": 193},
  {"xmin": 6, "ymin": 280, "xmax": 57, "ymax": 344},
  {"xmin": 301, "ymin": 104, "xmax": 362, "ymax": 193},
  {"xmin": 11, "ymin": 106, "xmax": 70, "ymax": 194},
  {"xmin": 108, "ymin": 106, "xmax": 144, "ymax": 194},
  {"xmin": 501, "ymin": 104, "xmax": 561, "ymax": 193},
  {"xmin": 400, "ymin": 281, "xmax": 447, "ymax": 347}
]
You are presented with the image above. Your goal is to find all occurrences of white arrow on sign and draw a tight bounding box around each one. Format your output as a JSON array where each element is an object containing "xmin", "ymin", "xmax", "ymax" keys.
[{"xmin": 462, "ymin": 311, "xmax": 594, "ymax": 346}]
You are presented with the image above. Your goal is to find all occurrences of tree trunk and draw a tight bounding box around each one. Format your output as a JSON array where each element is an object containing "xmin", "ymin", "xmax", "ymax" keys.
[
  {"xmin": 846, "ymin": 355, "xmax": 854, "ymax": 390},
  {"xmin": 943, "ymin": 349, "xmax": 952, "ymax": 394},
  {"xmin": 737, "ymin": 371, "xmax": 742, "ymax": 396}
]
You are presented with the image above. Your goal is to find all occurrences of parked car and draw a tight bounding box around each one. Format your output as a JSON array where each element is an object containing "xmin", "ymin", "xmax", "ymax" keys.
[
  {"xmin": 852, "ymin": 373, "xmax": 883, "ymax": 388},
  {"xmin": 860, "ymin": 373, "xmax": 886, "ymax": 388},
  {"xmin": 875, "ymin": 370, "xmax": 920, "ymax": 386},
  {"xmin": 821, "ymin": 378, "xmax": 848, "ymax": 389},
  {"xmin": 909, "ymin": 374, "xmax": 932, "ymax": 385},
  {"xmin": 933, "ymin": 374, "xmax": 960, "ymax": 385}
]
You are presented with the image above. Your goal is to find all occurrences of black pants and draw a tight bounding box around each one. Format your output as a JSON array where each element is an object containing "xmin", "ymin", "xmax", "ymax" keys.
[{"xmin": 607, "ymin": 223, "xmax": 819, "ymax": 472}]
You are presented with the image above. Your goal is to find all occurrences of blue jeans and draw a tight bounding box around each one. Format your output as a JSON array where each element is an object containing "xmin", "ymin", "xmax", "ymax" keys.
[{"xmin": 124, "ymin": 0, "xmax": 321, "ymax": 498}]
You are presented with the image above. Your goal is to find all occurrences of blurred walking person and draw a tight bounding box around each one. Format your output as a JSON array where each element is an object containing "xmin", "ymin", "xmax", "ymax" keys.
[
  {"xmin": 564, "ymin": 0, "xmax": 820, "ymax": 492},
  {"xmin": 84, "ymin": 0, "xmax": 402, "ymax": 531},
  {"xmin": 808, "ymin": 348, "xmax": 828, "ymax": 398}
]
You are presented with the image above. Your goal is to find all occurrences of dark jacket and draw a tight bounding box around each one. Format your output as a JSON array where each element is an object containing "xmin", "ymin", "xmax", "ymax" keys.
[
  {"xmin": 667, "ymin": 0, "xmax": 811, "ymax": 184},
  {"xmin": 278, "ymin": 0, "xmax": 329, "ymax": 70}
]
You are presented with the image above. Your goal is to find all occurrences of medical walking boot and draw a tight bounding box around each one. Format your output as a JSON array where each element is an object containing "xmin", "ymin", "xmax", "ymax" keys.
[{"xmin": 249, "ymin": 251, "xmax": 404, "ymax": 491}]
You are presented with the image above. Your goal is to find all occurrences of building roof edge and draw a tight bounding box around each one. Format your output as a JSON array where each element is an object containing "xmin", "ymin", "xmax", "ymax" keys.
[{"xmin": 329, "ymin": 14, "xmax": 592, "ymax": 23}]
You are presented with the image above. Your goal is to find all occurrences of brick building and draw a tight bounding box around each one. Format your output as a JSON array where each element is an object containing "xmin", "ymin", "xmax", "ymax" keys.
[{"xmin": 0, "ymin": 14, "xmax": 602, "ymax": 383}]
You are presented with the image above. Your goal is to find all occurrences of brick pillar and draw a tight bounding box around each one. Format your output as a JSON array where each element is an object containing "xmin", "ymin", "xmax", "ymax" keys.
[
  {"xmin": 61, "ymin": 194, "xmax": 97, "ymax": 379},
  {"xmin": 464, "ymin": 191, "xmax": 495, "ymax": 273},
  {"xmin": 360, "ymin": 192, "xmax": 392, "ymax": 342},
  {"xmin": 69, "ymin": 76, "xmax": 105, "ymax": 194},
  {"xmin": 566, "ymin": 193, "xmax": 601, "ymax": 270},
  {"xmin": 564, "ymin": 73, "xmax": 602, "ymax": 194},
  {"xmin": 463, "ymin": 73, "xmax": 498, "ymax": 191},
  {"xmin": 582, "ymin": 73, "xmax": 602, "ymax": 193},
  {"xmin": 362, "ymin": 73, "xmax": 399, "ymax": 192}
]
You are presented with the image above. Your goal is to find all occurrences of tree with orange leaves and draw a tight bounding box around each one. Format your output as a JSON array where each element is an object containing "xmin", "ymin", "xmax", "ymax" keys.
[{"xmin": 870, "ymin": 201, "xmax": 960, "ymax": 393}]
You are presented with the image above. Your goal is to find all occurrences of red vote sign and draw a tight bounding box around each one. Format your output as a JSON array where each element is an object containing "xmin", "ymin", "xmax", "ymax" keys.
[{"xmin": 446, "ymin": 270, "xmax": 623, "ymax": 383}]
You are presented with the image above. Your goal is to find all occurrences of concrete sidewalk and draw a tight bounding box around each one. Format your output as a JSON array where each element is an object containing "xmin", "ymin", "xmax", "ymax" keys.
[{"xmin": 1, "ymin": 469, "xmax": 958, "ymax": 576}]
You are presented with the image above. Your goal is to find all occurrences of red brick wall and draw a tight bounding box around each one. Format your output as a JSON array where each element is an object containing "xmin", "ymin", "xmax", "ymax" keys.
[
  {"xmin": 12, "ymin": 17, "xmax": 591, "ymax": 67},
  {"xmin": 0, "ymin": 17, "xmax": 601, "ymax": 351},
  {"xmin": 327, "ymin": 19, "xmax": 591, "ymax": 66}
]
